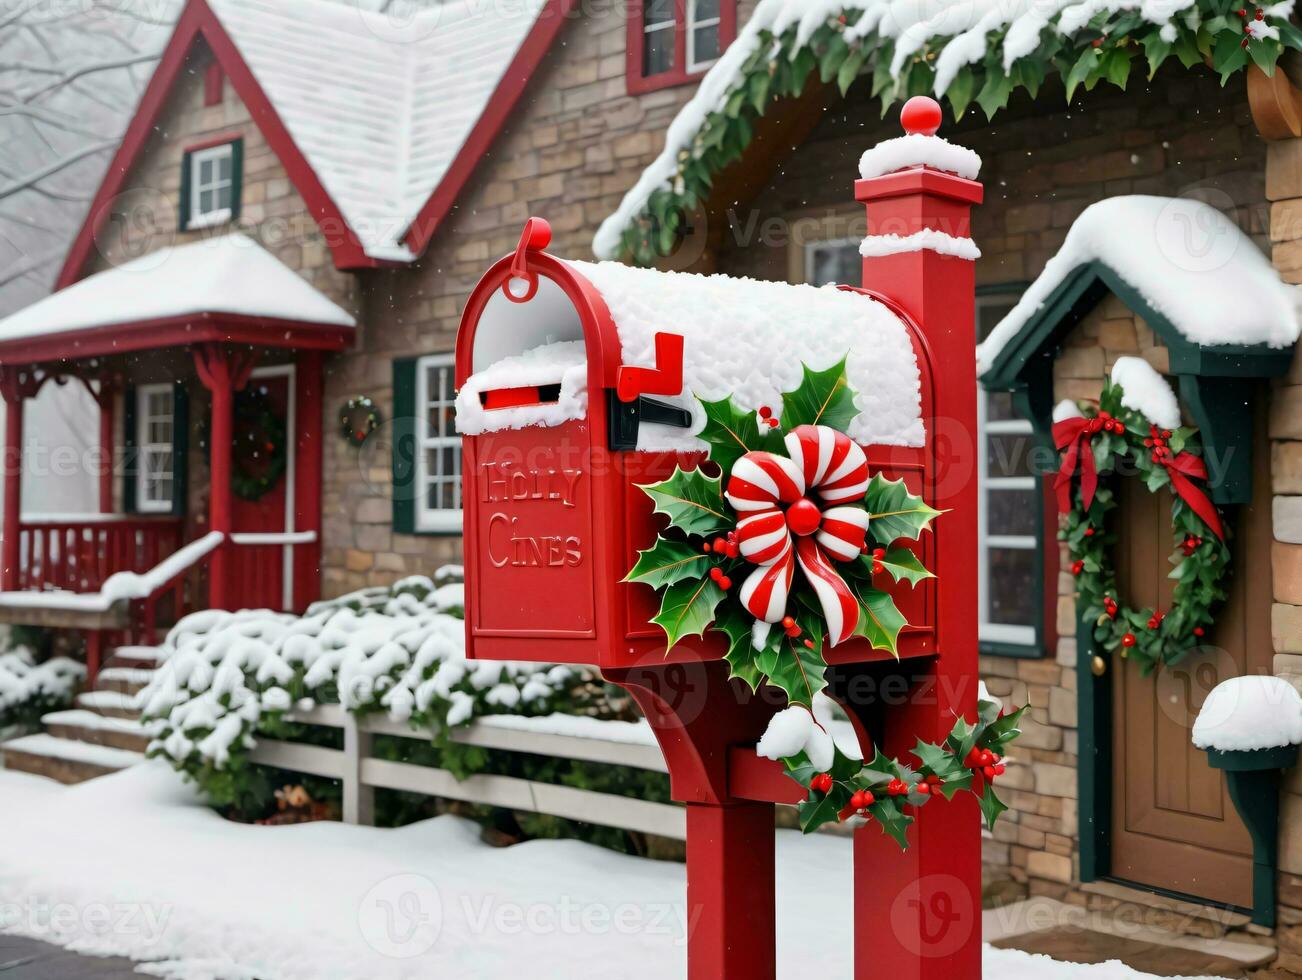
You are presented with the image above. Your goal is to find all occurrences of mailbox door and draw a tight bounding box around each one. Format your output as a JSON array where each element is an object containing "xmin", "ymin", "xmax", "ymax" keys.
[{"xmin": 465, "ymin": 420, "xmax": 597, "ymax": 648}]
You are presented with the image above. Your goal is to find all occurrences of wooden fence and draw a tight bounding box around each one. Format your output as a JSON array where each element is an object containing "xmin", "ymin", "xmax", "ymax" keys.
[{"xmin": 247, "ymin": 704, "xmax": 686, "ymax": 840}]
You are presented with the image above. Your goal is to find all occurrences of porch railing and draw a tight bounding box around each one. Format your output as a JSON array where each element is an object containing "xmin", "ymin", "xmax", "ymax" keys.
[{"xmin": 16, "ymin": 514, "xmax": 183, "ymax": 594}]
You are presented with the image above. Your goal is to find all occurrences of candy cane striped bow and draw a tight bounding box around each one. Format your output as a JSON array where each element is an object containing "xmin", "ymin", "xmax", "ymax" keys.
[{"xmin": 726, "ymin": 425, "xmax": 871, "ymax": 646}]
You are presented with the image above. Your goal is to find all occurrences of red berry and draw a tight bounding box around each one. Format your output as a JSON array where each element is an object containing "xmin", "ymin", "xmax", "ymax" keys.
[
  {"xmin": 811, "ymin": 773, "xmax": 833, "ymax": 794},
  {"xmin": 918, "ymin": 782, "xmax": 931, "ymax": 795},
  {"xmin": 873, "ymin": 548, "xmax": 886, "ymax": 560},
  {"xmin": 1122, "ymin": 633, "xmax": 1137, "ymax": 648},
  {"xmin": 1242, "ymin": 36, "xmax": 1251, "ymax": 45},
  {"xmin": 851, "ymin": 790, "xmax": 870, "ymax": 810},
  {"xmin": 713, "ymin": 538, "xmax": 727, "ymax": 554},
  {"xmin": 1084, "ymin": 527, "xmax": 1095, "ymax": 537},
  {"xmin": 1238, "ymin": 7, "xmax": 1248, "ymax": 14},
  {"xmin": 719, "ymin": 576, "xmax": 732, "ymax": 591},
  {"xmin": 1194, "ymin": 626, "xmax": 1205, "ymax": 637},
  {"xmin": 726, "ymin": 543, "xmax": 740, "ymax": 559},
  {"xmin": 785, "ymin": 626, "xmax": 801, "ymax": 638},
  {"xmin": 702, "ymin": 544, "xmax": 712, "ymax": 554},
  {"xmin": 983, "ymin": 766, "xmax": 996, "ymax": 779},
  {"xmin": 1113, "ymin": 422, "xmax": 1125, "ymax": 435},
  {"xmin": 781, "ymin": 616, "xmax": 795, "ymax": 629},
  {"xmin": 1072, "ymin": 560, "xmax": 1085, "ymax": 575},
  {"xmin": 759, "ymin": 406, "xmax": 772, "ymax": 419},
  {"xmin": 872, "ymin": 562, "xmax": 885, "ymax": 575},
  {"xmin": 804, "ymin": 639, "xmax": 815, "ymax": 649},
  {"xmin": 926, "ymin": 774, "xmax": 942, "ymax": 786},
  {"xmin": 710, "ymin": 567, "xmax": 723, "ymax": 581},
  {"xmin": 1092, "ymin": 37, "xmax": 1103, "ymax": 47},
  {"xmin": 767, "ymin": 418, "xmax": 780, "ymax": 428}
]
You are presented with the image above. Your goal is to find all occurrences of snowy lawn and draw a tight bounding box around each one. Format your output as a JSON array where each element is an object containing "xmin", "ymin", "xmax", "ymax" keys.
[{"xmin": 0, "ymin": 763, "xmax": 1226, "ymax": 980}]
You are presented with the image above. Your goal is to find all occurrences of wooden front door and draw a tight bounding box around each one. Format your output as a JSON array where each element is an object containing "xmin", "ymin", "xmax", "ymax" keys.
[
  {"xmin": 1109, "ymin": 413, "xmax": 1273, "ymax": 909},
  {"xmin": 229, "ymin": 368, "xmax": 294, "ymax": 611}
]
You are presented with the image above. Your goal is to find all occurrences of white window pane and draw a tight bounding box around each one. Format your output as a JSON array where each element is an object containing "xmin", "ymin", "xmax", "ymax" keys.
[
  {"xmin": 808, "ymin": 243, "xmax": 860, "ymax": 287},
  {"xmin": 218, "ymin": 154, "xmax": 232, "ymax": 181},
  {"xmin": 216, "ymin": 183, "xmax": 232, "ymax": 211},
  {"xmin": 987, "ymin": 488, "xmax": 1038, "ymax": 537},
  {"xmin": 199, "ymin": 159, "xmax": 214, "ymax": 183},
  {"xmin": 986, "ymin": 431, "xmax": 1034, "ymax": 478},
  {"xmin": 199, "ymin": 189, "xmax": 215, "ymax": 213},
  {"xmin": 643, "ymin": 25, "xmax": 674, "ymax": 76},
  {"xmin": 691, "ymin": 22, "xmax": 720, "ymax": 65}
]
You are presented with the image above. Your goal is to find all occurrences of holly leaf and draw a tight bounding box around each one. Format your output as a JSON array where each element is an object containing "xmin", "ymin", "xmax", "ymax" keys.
[
  {"xmin": 780, "ymin": 358, "xmax": 858, "ymax": 432},
  {"xmin": 797, "ymin": 781, "xmax": 852, "ymax": 833},
  {"xmin": 764, "ymin": 607, "xmax": 828, "ymax": 705},
  {"xmin": 715, "ymin": 602, "xmax": 769, "ymax": 691},
  {"xmin": 625, "ymin": 538, "xmax": 712, "ymax": 589},
  {"xmin": 865, "ymin": 474, "xmax": 942, "ymax": 545},
  {"xmin": 875, "ymin": 547, "xmax": 934, "ymax": 588},
  {"xmin": 651, "ymin": 577, "xmax": 725, "ymax": 650},
  {"xmin": 849, "ymin": 581, "xmax": 907, "ymax": 656},
  {"xmin": 640, "ymin": 467, "xmax": 730, "ymax": 537},
  {"xmin": 698, "ymin": 396, "xmax": 782, "ymax": 475},
  {"xmin": 979, "ymin": 782, "xmax": 1009, "ymax": 830},
  {"xmin": 867, "ymin": 798, "xmax": 914, "ymax": 848}
]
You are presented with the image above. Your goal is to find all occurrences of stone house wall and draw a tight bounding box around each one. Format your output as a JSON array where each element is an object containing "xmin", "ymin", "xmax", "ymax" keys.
[{"xmin": 1265, "ymin": 136, "xmax": 1302, "ymax": 972}]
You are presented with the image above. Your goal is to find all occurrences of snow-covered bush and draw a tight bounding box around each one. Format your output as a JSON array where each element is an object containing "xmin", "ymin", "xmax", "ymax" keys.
[
  {"xmin": 0, "ymin": 647, "xmax": 84, "ymax": 732},
  {"xmin": 138, "ymin": 570, "xmax": 615, "ymax": 816}
]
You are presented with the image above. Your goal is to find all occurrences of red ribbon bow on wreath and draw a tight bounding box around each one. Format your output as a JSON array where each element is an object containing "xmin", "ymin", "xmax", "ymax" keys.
[
  {"xmin": 1052, "ymin": 415, "xmax": 1099, "ymax": 514},
  {"xmin": 726, "ymin": 425, "xmax": 871, "ymax": 646},
  {"xmin": 1149, "ymin": 431, "xmax": 1224, "ymax": 541}
]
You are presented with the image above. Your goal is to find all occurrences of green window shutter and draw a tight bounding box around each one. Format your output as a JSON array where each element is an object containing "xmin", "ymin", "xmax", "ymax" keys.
[
  {"xmin": 171, "ymin": 382, "xmax": 189, "ymax": 518},
  {"xmin": 392, "ymin": 358, "xmax": 418, "ymax": 534},
  {"xmin": 178, "ymin": 152, "xmax": 192, "ymax": 231},
  {"xmin": 228, "ymin": 138, "xmax": 243, "ymax": 222},
  {"xmin": 122, "ymin": 385, "xmax": 138, "ymax": 514}
]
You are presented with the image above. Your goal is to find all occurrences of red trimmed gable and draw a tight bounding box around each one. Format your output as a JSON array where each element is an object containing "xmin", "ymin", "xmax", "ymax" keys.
[{"xmin": 58, "ymin": 0, "xmax": 579, "ymax": 288}]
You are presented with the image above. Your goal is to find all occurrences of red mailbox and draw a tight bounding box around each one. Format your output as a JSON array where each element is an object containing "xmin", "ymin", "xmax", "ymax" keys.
[{"xmin": 455, "ymin": 102, "xmax": 986, "ymax": 980}]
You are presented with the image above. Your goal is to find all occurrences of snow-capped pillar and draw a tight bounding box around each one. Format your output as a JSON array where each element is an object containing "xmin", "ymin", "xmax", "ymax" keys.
[
  {"xmin": 0, "ymin": 372, "xmax": 24, "ymax": 591},
  {"xmin": 95, "ymin": 381, "xmax": 116, "ymax": 514},
  {"xmin": 852, "ymin": 97, "xmax": 985, "ymax": 980}
]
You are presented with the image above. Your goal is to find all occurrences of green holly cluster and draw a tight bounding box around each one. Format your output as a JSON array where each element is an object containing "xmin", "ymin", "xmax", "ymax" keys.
[{"xmin": 625, "ymin": 359, "xmax": 1025, "ymax": 845}]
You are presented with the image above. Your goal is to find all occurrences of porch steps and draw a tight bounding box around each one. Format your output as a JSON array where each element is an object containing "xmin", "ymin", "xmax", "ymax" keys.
[
  {"xmin": 0, "ymin": 733, "xmax": 143, "ymax": 785},
  {"xmin": 0, "ymin": 644, "xmax": 166, "ymax": 784},
  {"xmin": 40, "ymin": 709, "xmax": 156, "ymax": 754}
]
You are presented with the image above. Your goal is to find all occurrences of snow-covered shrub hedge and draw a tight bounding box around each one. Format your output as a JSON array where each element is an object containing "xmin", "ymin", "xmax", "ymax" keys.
[
  {"xmin": 0, "ymin": 647, "xmax": 84, "ymax": 733},
  {"xmin": 138, "ymin": 570, "xmax": 623, "ymax": 818}
]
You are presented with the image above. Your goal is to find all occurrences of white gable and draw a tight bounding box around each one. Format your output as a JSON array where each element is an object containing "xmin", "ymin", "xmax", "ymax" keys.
[{"xmin": 207, "ymin": 0, "xmax": 542, "ymax": 261}]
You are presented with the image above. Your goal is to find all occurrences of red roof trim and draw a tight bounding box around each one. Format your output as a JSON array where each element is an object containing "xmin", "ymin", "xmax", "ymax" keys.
[
  {"xmin": 60, "ymin": 0, "xmax": 580, "ymax": 286},
  {"xmin": 401, "ymin": 0, "xmax": 580, "ymax": 258},
  {"xmin": 0, "ymin": 312, "xmax": 354, "ymax": 365},
  {"xmin": 56, "ymin": 0, "xmax": 393, "ymax": 289}
]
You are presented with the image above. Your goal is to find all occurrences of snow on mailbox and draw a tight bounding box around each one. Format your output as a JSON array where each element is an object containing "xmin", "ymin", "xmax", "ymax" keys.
[
  {"xmin": 454, "ymin": 100, "xmax": 1016, "ymax": 980},
  {"xmin": 455, "ymin": 219, "xmax": 936, "ymax": 670}
]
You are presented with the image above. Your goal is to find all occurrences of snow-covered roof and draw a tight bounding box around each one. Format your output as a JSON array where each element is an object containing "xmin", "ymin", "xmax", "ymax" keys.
[
  {"xmin": 0, "ymin": 235, "xmax": 355, "ymax": 345},
  {"xmin": 456, "ymin": 261, "xmax": 925, "ymax": 450},
  {"xmin": 978, "ymin": 196, "xmax": 1301, "ymax": 375},
  {"xmin": 206, "ymin": 0, "xmax": 542, "ymax": 261}
]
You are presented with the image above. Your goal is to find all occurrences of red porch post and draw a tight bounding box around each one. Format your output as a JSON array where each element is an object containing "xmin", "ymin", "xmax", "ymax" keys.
[
  {"xmin": 293, "ymin": 350, "xmax": 323, "ymax": 611},
  {"xmin": 852, "ymin": 100, "xmax": 985, "ymax": 980},
  {"xmin": 0, "ymin": 370, "xmax": 24, "ymax": 590},
  {"xmin": 193, "ymin": 344, "xmax": 257, "ymax": 610}
]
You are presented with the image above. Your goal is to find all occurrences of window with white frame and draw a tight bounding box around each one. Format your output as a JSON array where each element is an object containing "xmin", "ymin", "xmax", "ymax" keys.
[
  {"xmin": 686, "ymin": 0, "xmax": 723, "ymax": 72},
  {"xmin": 641, "ymin": 0, "xmax": 677, "ymax": 77},
  {"xmin": 136, "ymin": 383, "xmax": 175, "ymax": 513},
  {"xmin": 976, "ymin": 292, "xmax": 1040, "ymax": 650},
  {"xmin": 416, "ymin": 354, "xmax": 462, "ymax": 532},
  {"xmin": 804, "ymin": 238, "xmax": 862, "ymax": 287},
  {"xmin": 186, "ymin": 143, "xmax": 235, "ymax": 229},
  {"xmin": 801, "ymin": 250, "xmax": 1043, "ymax": 652}
]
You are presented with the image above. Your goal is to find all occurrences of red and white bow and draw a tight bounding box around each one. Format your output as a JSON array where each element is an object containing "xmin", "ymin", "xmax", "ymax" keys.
[{"xmin": 726, "ymin": 424, "xmax": 871, "ymax": 646}]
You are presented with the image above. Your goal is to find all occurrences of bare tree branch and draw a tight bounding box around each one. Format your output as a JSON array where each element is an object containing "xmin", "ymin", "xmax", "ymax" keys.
[
  {"xmin": 0, "ymin": 140, "xmax": 116, "ymax": 200},
  {"xmin": 19, "ymin": 52, "xmax": 160, "ymax": 103}
]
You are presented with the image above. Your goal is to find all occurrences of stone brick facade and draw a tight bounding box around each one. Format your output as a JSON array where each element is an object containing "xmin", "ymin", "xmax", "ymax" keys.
[{"xmin": 1266, "ymin": 134, "xmax": 1302, "ymax": 973}]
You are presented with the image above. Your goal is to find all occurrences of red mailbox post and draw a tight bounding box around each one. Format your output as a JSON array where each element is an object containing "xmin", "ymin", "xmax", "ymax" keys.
[{"xmin": 456, "ymin": 102, "xmax": 985, "ymax": 979}]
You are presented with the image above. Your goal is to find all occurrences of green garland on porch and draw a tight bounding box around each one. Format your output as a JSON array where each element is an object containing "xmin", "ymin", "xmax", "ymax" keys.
[
  {"xmin": 627, "ymin": 360, "xmax": 1026, "ymax": 844},
  {"xmin": 200, "ymin": 388, "xmax": 288, "ymax": 502},
  {"xmin": 611, "ymin": 1, "xmax": 1302, "ymax": 266},
  {"xmin": 1057, "ymin": 379, "xmax": 1232, "ymax": 676}
]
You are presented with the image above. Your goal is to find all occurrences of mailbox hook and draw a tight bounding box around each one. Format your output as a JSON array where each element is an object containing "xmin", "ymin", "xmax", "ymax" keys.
[{"xmin": 503, "ymin": 217, "xmax": 552, "ymax": 304}]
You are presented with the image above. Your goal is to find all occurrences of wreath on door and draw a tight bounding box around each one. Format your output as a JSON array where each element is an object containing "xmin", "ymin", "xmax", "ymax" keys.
[
  {"xmin": 1054, "ymin": 375, "xmax": 1231, "ymax": 676},
  {"xmin": 196, "ymin": 387, "xmax": 288, "ymax": 502}
]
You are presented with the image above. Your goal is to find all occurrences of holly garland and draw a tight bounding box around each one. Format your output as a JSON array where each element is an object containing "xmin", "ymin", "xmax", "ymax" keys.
[
  {"xmin": 1055, "ymin": 379, "xmax": 1231, "ymax": 676},
  {"xmin": 627, "ymin": 359, "xmax": 1027, "ymax": 844}
]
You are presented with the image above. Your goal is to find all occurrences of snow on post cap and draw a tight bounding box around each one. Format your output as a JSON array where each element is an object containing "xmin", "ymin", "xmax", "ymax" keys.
[
  {"xmin": 1192, "ymin": 675, "xmax": 1302, "ymax": 753},
  {"xmin": 1110, "ymin": 356, "xmax": 1181, "ymax": 430},
  {"xmin": 858, "ymin": 98, "xmax": 982, "ymax": 182}
]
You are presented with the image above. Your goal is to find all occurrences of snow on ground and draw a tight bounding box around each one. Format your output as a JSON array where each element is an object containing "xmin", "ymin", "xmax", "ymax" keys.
[{"xmin": 0, "ymin": 763, "xmax": 1228, "ymax": 980}]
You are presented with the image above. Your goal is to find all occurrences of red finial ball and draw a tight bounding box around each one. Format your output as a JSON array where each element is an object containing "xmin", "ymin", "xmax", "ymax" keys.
[{"xmin": 900, "ymin": 96, "xmax": 943, "ymax": 136}]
